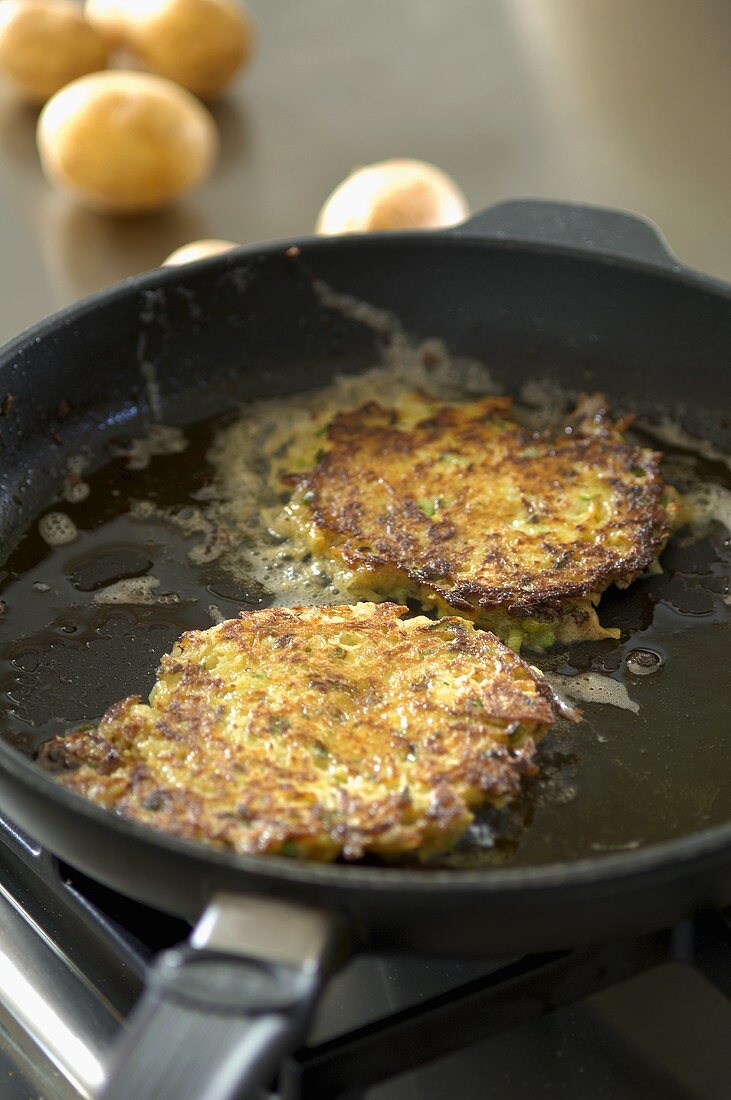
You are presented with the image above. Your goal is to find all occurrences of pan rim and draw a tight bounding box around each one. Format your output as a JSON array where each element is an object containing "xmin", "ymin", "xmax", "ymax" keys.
[
  {"xmin": 1, "ymin": 737, "xmax": 730, "ymax": 894},
  {"xmin": 1, "ymin": 226, "xmax": 730, "ymax": 897},
  {"xmin": 0, "ymin": 225, "xmax": 730, "ymax": 375}
]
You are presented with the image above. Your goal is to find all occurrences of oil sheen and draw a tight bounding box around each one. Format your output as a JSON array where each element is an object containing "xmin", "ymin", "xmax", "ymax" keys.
[{"xmin": 0, "ymin": 350, "xmax": 729, "ymax": 869}]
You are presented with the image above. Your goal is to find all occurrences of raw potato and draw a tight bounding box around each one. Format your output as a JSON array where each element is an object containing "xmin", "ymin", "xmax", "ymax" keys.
[
  {"xmin": 316, "ymin": 159, "xmax": 469, "ymax": 235},
  {"xmin": 85, "ymin": 0, "xmax": 254, "ymax": 98},
  {"xmin": 0, "ymin": 0, "xmax": 109, "ymax": 105},
  {"xmin": 37, "ymin": 71, "xmax": 218, "ymax": 213},
  {"xmin": 163, "ymin": 238, "xmax": 237, "ymax": 265}
]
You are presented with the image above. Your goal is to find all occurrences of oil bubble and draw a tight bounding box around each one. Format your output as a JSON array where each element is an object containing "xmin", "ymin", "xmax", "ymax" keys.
[
  {"xmin": 38, "ymin": 512, "xmax": 77, "ymax": 547},
  {"xmin": 625, "ymin": 649, "xmax": 664, "ymax": 676}
]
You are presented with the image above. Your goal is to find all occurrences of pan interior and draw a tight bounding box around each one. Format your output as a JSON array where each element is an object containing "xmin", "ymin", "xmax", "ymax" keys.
[{"xmin": 1, "ymin": 331, "xmax": 728, "ymax": 871}]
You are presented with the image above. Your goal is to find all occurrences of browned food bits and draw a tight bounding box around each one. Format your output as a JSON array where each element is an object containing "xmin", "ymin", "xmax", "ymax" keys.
[
  {"xmin": 41, "ymin": 603, "xmax": 562, "ymax": 861},
  {"xmin": 275, "ymin": 392, "xmax": 680, "ymax": 649}
]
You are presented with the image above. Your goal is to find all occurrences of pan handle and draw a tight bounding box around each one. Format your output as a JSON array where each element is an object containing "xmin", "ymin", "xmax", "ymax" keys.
[
  {"xmin": 455, "ymin": 199, "xmax": 681, "ymax": 269},
  {"xmin": 101, "ymin": 893, "xmax": 347, "ymax": 1100}
]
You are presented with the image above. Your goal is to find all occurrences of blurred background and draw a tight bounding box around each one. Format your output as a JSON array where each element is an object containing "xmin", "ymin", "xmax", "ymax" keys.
[{"xmin": 1, "ymin": 0, "xmax": 731, "ymax": 339}]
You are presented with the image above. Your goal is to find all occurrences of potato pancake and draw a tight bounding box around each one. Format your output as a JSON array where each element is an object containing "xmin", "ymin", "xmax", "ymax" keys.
[
  {"xmin": 40, "ymin": 603, "xmax": 562, "ymax": 862},
  {"xmin": 275, "ymin": 392, "xmax": 680, "ymax": 650}
]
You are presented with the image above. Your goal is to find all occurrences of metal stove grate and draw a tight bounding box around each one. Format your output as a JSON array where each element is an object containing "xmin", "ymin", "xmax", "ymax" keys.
[{"xmin": 1, "ymin": 812, "xmax": 731, "ymax": 1099}]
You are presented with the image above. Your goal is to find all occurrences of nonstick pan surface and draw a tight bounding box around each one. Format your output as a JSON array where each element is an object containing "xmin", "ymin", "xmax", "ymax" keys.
[
  {"xmin": 0, "ymin": 201, "xmax": 729, "ymax": 961},
  {"xmin": 1, "ymin": 332, "xmax": 729, "ymax": 877}
]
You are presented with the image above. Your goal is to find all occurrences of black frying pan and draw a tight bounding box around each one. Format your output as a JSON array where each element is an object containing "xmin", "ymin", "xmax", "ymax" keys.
[{"xmin": 0, "ymin": 200, "xmax": 729, "ymax": 1100}]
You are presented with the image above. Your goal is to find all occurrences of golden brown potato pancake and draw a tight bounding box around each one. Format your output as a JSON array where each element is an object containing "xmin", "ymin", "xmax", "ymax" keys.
[
  {"xmin": 275, "ymin": 392, "xmax": 679, "ymax": 650},
  {"xmin": 40, "ymin": 603, "xmax": 561, "ymax": 861}
]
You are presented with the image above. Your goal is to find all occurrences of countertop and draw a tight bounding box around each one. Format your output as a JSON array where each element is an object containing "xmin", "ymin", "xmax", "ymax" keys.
[{"xmin": 0, "ymin": 0, "xmax": 730, "ymax": 344}]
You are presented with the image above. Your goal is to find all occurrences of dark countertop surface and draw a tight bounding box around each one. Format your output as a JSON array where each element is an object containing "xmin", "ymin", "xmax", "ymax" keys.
[{"xmin": 0, "ymin": 0, "xmax": 730, "ymax": 345}]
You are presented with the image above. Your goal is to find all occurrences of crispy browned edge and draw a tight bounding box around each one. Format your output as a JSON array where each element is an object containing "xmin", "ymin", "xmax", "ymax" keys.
[
  {"xmin": 37, "ymin": 605, "xmax": 569, "ymax": 861},
  {"xmin": 292, "ymin": 398, "xmax": 672, "ymax": 620}
]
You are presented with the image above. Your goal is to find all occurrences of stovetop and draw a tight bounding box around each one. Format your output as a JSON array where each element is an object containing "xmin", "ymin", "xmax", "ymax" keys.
[
  {"xmin": 1, "ymin": 813, "xmax": 731, "ymax": 1100},
  {"xmin": 0, "ymin": 5, "xmax": 728, "ymax": 1098}
]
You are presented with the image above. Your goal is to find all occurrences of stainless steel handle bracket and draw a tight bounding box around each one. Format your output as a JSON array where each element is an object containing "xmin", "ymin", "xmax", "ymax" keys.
[
  {"xmin": 102, "ymin": 895, "xmax": 350, "ymax": 1100},
  {"xmin": 191, "ymin": 892, "xmax": 347, "ymax": 975}
]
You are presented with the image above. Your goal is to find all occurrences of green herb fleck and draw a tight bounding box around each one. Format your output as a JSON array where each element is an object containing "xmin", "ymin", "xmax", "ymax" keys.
[
  {"xmin": 281, "ymin": 840, "xmax": 299, "ymax": 857},
  {"xmin": 520, "ymin": 446, "xmax": 541, "ymax": 459},
  {"xmin": 439, "ymin": 452, "xmax": 469, "ymax": 465},
  {"xmin": 419, "ymin": 497, "xmax": 449, "ymax": 517},
  {"xmin": 580, "ymin": 495, "xmax": 594, "ymax": 503},
  {"xmin": 302, "ymin": 490, "xmax": 314, "ymax": 504}
]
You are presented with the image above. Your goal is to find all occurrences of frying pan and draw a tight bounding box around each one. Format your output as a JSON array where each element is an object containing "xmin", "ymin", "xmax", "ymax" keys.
[{"xmin": 0, "ymin": 200, "xmax": 729, "ymax": 1100}]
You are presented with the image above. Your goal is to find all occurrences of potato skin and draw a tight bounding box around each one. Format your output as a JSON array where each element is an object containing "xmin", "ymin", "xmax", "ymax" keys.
[
  {"xmin": 87, "ymin": 0, "xmax": 254, "ymax": 98},
  {"xmin": 163, "ymin": 238, "xmax": 237, "ymax": 265},
  {"xmin": 0, "ymin": 0, "xmax": 109, "ymax": 105},
  {"xmin": 83, "ymin": 0, "xmax": 129, "ymax": 47},
  {"xmin": 37, "ymin": 71, "xmax": 218, "ymax": 213},
  {"xmin": 316, "ymin": 159, "xmax": 469, "ymax": 235}
]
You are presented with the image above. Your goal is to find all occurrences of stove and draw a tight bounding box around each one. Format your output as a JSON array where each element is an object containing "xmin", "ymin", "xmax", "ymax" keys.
[{"xmin": 1, "ymin": 812, "xmax": 731, "ymax": 1099}]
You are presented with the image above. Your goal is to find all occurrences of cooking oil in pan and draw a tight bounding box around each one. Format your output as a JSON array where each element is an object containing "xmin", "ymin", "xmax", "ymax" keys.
[{"xmin": 0, "ymin": 368, "xmax": 729, "ymax": 869}]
